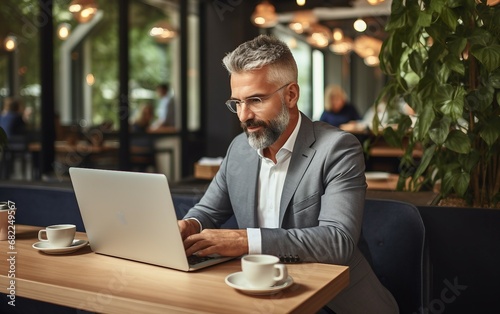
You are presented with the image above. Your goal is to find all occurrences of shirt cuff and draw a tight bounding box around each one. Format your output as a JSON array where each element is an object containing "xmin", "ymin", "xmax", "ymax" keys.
[
  {"xmin": 184, "ymin": 218, "xmax": 202, "ymax": 233},
  {"xmin": 246, "ymin": 228, "xmax": 262, "ymax": 254}
]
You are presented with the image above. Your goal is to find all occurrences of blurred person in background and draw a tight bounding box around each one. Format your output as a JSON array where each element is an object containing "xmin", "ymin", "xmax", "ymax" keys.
[
  {"xmin": 320, "ymin": 85, "xmax": 361, "ymax": 128},
  {"xmin": 0, "ymin": 97, "xmax": 26, "ymax": 138},
  {"xmin": 131, "ymin": 102, "xmax": 155, "ymax": 133},
  {"xmin": 150, "ymin": 83, "xmax": 175, "ymax": 130}
]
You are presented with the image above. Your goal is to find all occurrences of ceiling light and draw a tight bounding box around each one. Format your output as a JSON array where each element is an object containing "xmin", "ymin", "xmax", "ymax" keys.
[
  {"xmin": 306, "ymin": 24, "xmax": 331, "ymax": 48},
  {"xmin": 57, "ymin": 23, "xmax": 71, "ymax": 40},
  {"xmin": 4, "ymin": 36, "xmax": 17, "ymax": 51},
  {"xmin": 251, "ymin": 1, "xmax": 278, "ymax": 28},
  {"xmin": 69, "ymin": 0, "xmax": 98, "ymax": 23},
  {"xmin": 354, "ymin": 35, "xmax": 382, "ymax": 60},
  {"xmin": 329, "ymin": 28, "xmax": 352, "ymax": 55},
  {"xmin": 353, "ymin": 19, "xmax": 367, "ymax": 32},
  {"xmin": 364, "ymin": 55, "xmax": 380, "ymax": 67},
  {"xmin": 330, "ymin": 38, "xmax": 353, "ymax": 55},
  {"xmin": 288, "ymin": 10, "xmax": 316, "ymax": 34},
  {"xmin": 296, "ymin": 0, "xmax": 306, "ymax": 5},
  {"xmin": 332, "ymin": 28, "xmax": 344, "ymax": 41},
  {"xmin": 149, "ymin": 20, "xmax": 178, "ymax": 44}
]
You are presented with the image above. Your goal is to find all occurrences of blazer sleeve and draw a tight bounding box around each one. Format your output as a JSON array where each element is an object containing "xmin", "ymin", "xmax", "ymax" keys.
[{"xmin": 182, "ymin": 139, "xmax": 239, "ymax": 229}]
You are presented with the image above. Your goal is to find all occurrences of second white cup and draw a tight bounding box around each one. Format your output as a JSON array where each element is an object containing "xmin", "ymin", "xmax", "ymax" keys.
[
  {"xmin": 38, "ymin": 224, "xmax": 76, "ymax": 247},
  {"xmin": 241, "ymin": 254, "xmax": 288, "ymax": 288}
]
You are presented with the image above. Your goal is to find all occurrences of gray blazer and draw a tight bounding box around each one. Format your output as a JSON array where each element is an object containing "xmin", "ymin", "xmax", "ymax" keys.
[{"xmin": 185, "ymin": 113, "xmax": 398, "ymax": 313}]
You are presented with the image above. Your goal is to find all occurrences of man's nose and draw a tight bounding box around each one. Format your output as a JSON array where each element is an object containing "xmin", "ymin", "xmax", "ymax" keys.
[{"xmin": 237, "ymin": 103, "xmax": 255, "ymax": 122}]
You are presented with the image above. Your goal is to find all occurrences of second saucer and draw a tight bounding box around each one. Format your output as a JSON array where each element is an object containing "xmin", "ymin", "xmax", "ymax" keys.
[{"xmin": 32, "ymin": 239, "xmax": 89, "ymax": 255}]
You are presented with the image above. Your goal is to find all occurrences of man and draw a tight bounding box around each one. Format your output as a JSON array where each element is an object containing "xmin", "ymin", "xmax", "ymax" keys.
[
  {"xmin": 150, "ymin": 83, "xmax": 175, "ymax": 130},
  {"xmin": 178, "ymin": 35, "xmax": 398, "ymax": 313}
]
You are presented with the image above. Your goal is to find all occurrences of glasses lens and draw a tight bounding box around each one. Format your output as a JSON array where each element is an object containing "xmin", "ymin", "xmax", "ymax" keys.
[
  {"xmin": 245, "ymin": 97, "xmax": 262, "ymax": 109},
  {"xmin": 226, "ymin": 100, "xmax": 238, "ymax": 113}
]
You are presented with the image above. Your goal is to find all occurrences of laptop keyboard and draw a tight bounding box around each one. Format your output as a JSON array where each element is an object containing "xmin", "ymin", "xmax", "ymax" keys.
[{"xmin": 188, "ymin": 254, "xmax": 217, "ymax": 266}]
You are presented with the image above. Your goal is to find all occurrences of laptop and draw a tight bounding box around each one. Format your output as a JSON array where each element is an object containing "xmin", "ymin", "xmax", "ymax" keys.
[{"xmin": 69, "ymin": 167, "xmax": 233, "ymax": 271}]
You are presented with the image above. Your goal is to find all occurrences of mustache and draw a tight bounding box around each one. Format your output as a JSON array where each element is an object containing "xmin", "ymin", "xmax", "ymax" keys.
[{"xmin": 241, "ymin": 119, "xmax": 267, "ymax": 130}]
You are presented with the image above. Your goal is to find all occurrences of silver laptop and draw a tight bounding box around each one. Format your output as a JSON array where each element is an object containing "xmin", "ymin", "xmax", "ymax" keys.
[{"xmin": 69, "ymin": 167, "xmax": 233, "ymax": 271}]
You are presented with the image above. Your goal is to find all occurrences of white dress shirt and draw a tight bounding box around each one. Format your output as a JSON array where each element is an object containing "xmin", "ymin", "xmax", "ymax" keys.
[{"xmin": 247, "ymin": 114, "xmax": 302, "ymax": 253}]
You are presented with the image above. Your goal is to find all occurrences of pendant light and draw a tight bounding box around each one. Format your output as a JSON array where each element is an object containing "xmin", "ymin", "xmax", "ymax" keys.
[
  {"xmin": 69, "ymin": 0, "xmax": 98, "ymax": 23},
  {"xmin": 251, "ymin": 1, "xmax": 278, "ymax": 28}
]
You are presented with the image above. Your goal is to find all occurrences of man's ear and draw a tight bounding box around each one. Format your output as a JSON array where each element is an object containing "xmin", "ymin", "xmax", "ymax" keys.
[{"xmin": 286, "ymin": 83, "xmax": 300, "ymax": 108}]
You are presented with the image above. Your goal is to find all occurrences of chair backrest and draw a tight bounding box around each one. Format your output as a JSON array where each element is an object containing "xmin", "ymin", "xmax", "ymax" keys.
[
  {"xmin": 0, "ymin": 184, "xmax": 85, "ymax": 231},
  {"xmin": 361, "ymin": 198, "xmax": 425, "ymax": 314}
]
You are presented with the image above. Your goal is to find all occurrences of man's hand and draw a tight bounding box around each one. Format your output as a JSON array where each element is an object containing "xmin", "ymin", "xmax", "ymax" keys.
[
  {"xmin": 183, "ymin": 229, "xmax": 248, "ymax": 257},
  {"xmin": 178, "ymin": 219, "xmax": 201, "ymax": 240}
]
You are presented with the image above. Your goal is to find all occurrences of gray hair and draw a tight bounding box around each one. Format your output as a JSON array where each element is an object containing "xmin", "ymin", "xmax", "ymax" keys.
[{"xmin": 222, "ymin": 35, "xmax": 298, "ymax": 86}]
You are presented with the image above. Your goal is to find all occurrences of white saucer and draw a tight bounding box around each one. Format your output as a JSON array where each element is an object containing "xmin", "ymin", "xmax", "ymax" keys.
[
  {"xmin": 225, "ymin": 272, "xmax": 294, "ymax": 295},
  {"xmin": 365, "ymin": 171, "xmax": 391, "ymax": 180},
  {"xmin": 32, "ymin": 239, "xmax": 89, "ymax": 255}
]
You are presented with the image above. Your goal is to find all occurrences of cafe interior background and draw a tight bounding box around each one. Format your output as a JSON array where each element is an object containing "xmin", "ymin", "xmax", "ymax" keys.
[
  {"xmin": 2, "ymin": 2, "xmax": 500, "ymax": 314},
  {"xmin": 0, "ymin": 0, "xmax": 392, "ymax": 182}
]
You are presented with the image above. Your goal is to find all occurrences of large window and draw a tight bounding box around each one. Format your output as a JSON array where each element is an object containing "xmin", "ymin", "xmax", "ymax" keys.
[
  {"xmin": 273, "ymin": 26, "xmax": 325, "ymax": 120},
  {"xmin": 55, "ymin": 0, "xmax": 181, "ymax": 130},
  {"xmin": 0, "ymin": 1, "xmax": 41, "ymax": 130},
  {"xmin": 0, "ymin": 0, "xmax": 199, "ymax": 135}
]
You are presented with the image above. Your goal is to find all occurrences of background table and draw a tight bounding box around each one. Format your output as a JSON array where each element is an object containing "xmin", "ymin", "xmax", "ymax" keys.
[{"xmin": 0, "ymin": 225, "xmax": 349, "ymax": 314}]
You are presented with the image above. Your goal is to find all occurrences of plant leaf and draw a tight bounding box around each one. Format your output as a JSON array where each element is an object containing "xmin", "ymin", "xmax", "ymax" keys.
[
  {"xmin": 471, "ymin": 44, "xmax": 500, "ymax": 72},
  {"xmin": 444, "ymin": 53, "xmax": 465, "ymax": 75},
  {"xmin": 445, "ymin": 130, "xmax": 471, "ymax": 154},
  {"xmin": 409, "ymin": 50, "xmax": 424, "ymax": 74},
  {"xmin": 385, "ymin": 0, "xmax": 408, "ymax": 31},
  {"xmin": 415, "ymin": 101, "xmax": 435, "ymax": 140},
  {"xmin": 490, "ymin": 70, "xmax": 500, "ymax": 89},
  {"xmin": 479, "ymin": 116, "xmax": 500, "ymax": 146},
  {"xmin": 454, "ymin": 171, "xmax": 470, "ymax": 197},
  {"xmin": 412, "ymin": 144, "xmax": 436, "ymax": 179},
  {"xmin": 429, "ymin": 0, "xmax": 446, "ymax": 14},
  {"xmin": 467, "ymin": 86, "xmax": 495, "ymax": 112},
  {"xmin": 442, "ymin": 166, "xmax": 460, "ymax": 195},
  {"xmin": 459, "ymin": 151, "xmax": 480, "ymax": 173},
  {"xmin": 383, "ymin": 126, "xmax": 402, "ymax": 148},
  {"xmin": 468, "ymin": 28, "xmax": 495, "ymax": 47},
  {"xmin": 429, "ymin": 116, "xmax": 451, "ymax": 144},
  {"xmin": 438, "ymin": 85, "xmax": 466, "ymax": 121},
  {"xmin": 439, "ymin": 7, "xmax": 458, "ymax": 31},
  {"xmin": 417, "ymin": 11, "xmax": 432, "ymax": 27}
]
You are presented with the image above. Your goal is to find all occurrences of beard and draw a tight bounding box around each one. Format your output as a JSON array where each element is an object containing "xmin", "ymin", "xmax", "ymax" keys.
[{"xmin": 241, "ymin": 101, "xmax": 290, "ymax": 150}]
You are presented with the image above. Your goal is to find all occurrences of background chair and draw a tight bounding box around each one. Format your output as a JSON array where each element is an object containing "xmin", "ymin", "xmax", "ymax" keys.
[{"xmin": 361, "ymin": 198, "xmax": 425, "ymax": 314}]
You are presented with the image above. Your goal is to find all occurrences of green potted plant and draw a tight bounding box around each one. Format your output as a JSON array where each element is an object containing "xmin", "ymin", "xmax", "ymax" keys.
[{"xmin": 374, "ymin": 0, "xmax": 500, "ymax": 207}]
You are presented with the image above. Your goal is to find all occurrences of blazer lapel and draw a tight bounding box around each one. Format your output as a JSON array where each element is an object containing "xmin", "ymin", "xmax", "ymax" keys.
[
  {"xmin": 235, "ymin": 142, "xmax": 261, "ymax": 228},
  {"xmin": 279, "ymin": 114, "xmax": 316, "ymax": 226}
]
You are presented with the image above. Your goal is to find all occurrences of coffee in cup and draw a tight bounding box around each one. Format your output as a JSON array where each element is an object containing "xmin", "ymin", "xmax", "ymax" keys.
[
  {"xmin": 241, "ymin": 254, "xmax": 288, "ymax": 288},
  {"xmin": 38, "ymin": 224, "xmax": 76, "ymax": 247}
]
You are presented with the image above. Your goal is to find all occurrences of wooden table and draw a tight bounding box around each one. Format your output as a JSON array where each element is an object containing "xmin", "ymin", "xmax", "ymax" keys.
[{"xmin": 0, "ymin": 225, "xmax": 349, "ymax": 314}]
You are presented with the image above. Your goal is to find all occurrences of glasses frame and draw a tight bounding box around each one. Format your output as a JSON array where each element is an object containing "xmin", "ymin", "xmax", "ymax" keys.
[{"xmin": 225, "ymin": 83, "xmax": 291, "ymax": 114}]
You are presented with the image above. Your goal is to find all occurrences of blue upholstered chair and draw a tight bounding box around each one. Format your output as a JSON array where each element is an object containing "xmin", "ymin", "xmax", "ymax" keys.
[
  {"xmin": 361, "ymin": 198, "xmax": 425, "ymax": 314},
  {"xmin": 0, "ymin": 184, "xmax": 85, "ymax": 231}
]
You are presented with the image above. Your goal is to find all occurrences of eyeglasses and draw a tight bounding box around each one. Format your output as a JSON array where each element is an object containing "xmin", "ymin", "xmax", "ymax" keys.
[{"xmin": 225, "ymin": 83, "xmax": 290, "ymax": 114}]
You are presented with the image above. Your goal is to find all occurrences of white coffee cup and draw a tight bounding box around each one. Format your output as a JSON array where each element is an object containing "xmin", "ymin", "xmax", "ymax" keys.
[
  {"xmin": 241, "ymin": 254, "xmax": 288, "ymax": 288},
  {"xmin": 38, "ymin": 224, "xmax": 76, "ymax": 247}
]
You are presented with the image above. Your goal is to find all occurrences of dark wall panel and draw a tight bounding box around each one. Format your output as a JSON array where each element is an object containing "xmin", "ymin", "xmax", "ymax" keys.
[{"xmin": 201, "ymin": 1, "xmax": 260, "ymax": 158}]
